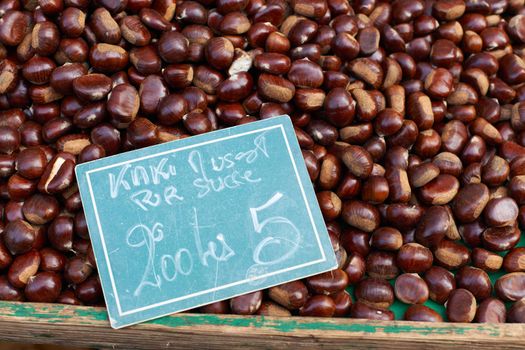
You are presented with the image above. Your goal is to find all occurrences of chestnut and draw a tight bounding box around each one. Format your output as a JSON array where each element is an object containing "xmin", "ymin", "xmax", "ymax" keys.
[
  {"xmin": 365, "ymin": 251, "xmax": 399, "ymax": 280},
  {"xmin": 404, "ymin": 304, "xmax": 443, "ymax": 322},
  {"xmin": 503, "ymin": 248, "xmax": 525, "ymax": 272},
  {"xmin": 424, "ymin": 266, "xmax": 456, "ymax": 304},
  {"xmin": 342, "ymin": 253, "xmax": 364, "ymax": 285},
  {"xmin": 25, "ymin": 271, "xmax": 62, "ymax": 303},
  {"xmin": 482, "ymin": 225, "xmax": 521, "ymax": 252},
  {"xmin": 8, "ymin": 251, "xmax": 40, "ymax": 289},
  {"xmin": 483, "ymin": 197, "xmax": 519, "ymax": 227},
  {"xmin": 299, "ymin": 295, "xmax": 336, "ymax": 317},
  {"xmin": 472, "ymin": 248, "xmax": 503, "ymax": 272},
  {"xmin": 230, "ymin": 291, "xmax": 263, "ymax": 315},
  {"xmin": 446, "ymin": 288, "xmax": 476, "ymax": 323},
  {"xmin": 394, "ymin": 273, "xmax": 429, "ymax": 305},
  {"xmin": 350, "ymin": 301, "xmax": 394, "ymax": 321},
  {"xmin": 268, "ymin": 281, "xmax": 308, "ymax": 310},
  {"xmin": 415, "ymin": 206, "xmax": 449, "ymax": 248},
  {"xmin": 495, "ymin": 272, "xmax": 525, "ymax": 302},
  {"xmin": 452, "ymin": 183, "xmax": 489, "ymax": 223},
  {"xmin": 476, "ymin": 298, "xmax": 506, "ymax": 323},
  {"xmin": 355, "ymin": 278, "xmax": 394, "ymax": 309},
  {"xmin": 433, "ymin": 239, "xmax": 470, "ymax": 270},
  {"xmin": 455, "ymin": 266, "xmax": 492, "ymax": 301},
  {"xmin": 341, "ymin": 200, "xmax": 380, "ymax": 233},
  {"xmin": 370, "ymin": 227, "xmax": 402, "ymax": 251},
  {"xmin": 396, "ymin": 243, "xmax": 433, "ymax": 273},
  {"xmin": 306, "ymin": 269, "xmax": 349, "ymax": 295},
  {"xmin": 3, "ymin": 220, "xmax": 36, "ymax": 255}
]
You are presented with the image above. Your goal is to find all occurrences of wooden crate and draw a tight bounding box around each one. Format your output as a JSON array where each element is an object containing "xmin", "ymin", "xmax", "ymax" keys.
[{"xmin": 0, "ymin": 301, "xmax": 523, "ymax": 349}]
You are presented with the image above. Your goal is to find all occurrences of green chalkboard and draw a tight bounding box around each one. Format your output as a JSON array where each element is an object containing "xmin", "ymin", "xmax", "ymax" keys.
[{"xmin": 76, "ymin": 116, "xmax": 337, "ymax": 328}]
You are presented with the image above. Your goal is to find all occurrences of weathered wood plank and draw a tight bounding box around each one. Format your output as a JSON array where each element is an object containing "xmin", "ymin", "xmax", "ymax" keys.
[{"xmin": 0, "ymin": 301, "xmax": 522, "ymax": 349}]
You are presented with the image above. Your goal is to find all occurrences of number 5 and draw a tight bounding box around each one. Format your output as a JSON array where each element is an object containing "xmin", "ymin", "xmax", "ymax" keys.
[{"xmin": 250, "ymin": 192, "xmax": 301, "ymax": 265}]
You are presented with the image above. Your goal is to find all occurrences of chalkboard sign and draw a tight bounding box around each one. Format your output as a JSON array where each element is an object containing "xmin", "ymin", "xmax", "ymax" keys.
[{"xmin": 76, "ymin": 116, "xmax": 337, "ymax": 328}]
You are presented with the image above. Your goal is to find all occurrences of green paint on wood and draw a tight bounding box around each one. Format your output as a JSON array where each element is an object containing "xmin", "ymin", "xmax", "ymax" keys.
[
  {"xmin": 73, "ymin": 307, "xmax": 109, "ymax": 322},
  {"xmin": 146, "ymin": 313, "xmax": 502, "ymax": 337},
  {"xmin": 0, "ymin": 301, "xmax": 503, "ymax": 338},
  {"xmin": 0, "ymin": 301, "xmax": 106, "ymax": 323}
]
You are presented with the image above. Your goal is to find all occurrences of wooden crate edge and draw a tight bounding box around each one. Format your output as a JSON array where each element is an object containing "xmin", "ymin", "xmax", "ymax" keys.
[{"xmin": 0, "ymin": 301, "xmax": 523, "ymax": 349}]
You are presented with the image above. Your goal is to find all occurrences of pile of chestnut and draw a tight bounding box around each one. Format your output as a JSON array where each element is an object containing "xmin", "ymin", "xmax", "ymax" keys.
[{"xmin": 2, "ymin": 0, "xmax": 525, "ymax": 323}]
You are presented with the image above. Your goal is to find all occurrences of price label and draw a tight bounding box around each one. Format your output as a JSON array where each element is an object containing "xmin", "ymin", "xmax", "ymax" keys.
[{"xmin": 76, "ymin": 116, "xmax": 337, "ymax": 328}]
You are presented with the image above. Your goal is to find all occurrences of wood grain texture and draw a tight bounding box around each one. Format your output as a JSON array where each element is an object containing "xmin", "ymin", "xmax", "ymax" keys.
[
  {"xmin": 0, "ymin": 343, "xmax": 87, "ymax": 350},
  {"xmin": 0, "ymin": 301, "xmax": 523, "ymax": 349}
]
